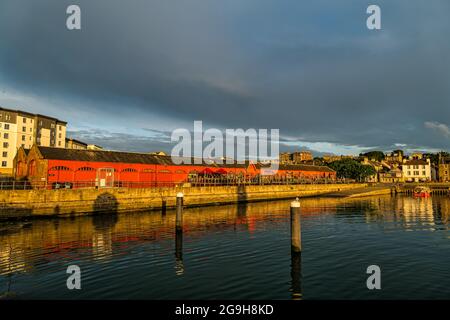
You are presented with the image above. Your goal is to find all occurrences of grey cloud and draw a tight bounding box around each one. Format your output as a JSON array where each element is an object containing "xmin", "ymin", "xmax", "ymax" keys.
[{"xmin": 2, "ymin": 0, "xmax": 450, "ymax": 153}]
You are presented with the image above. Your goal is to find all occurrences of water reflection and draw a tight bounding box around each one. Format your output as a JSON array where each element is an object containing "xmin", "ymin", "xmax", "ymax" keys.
[
  {"xmin": 0, "ymin": 195, "xmax": 449, "ymax": 299},
  {"xmin": 1, "ymin": 195, "xmax": 449, "ymax": 278},
  {"xmin": 175, "ymin": 230, "xmax": 184, "ymax": 276},
  {"xmin": 92, "ymin": 213, "xmax": 119, "ymax": 260},
  {"xmin": 290, "ymin": 251, "xmax": 302, "ymax": 300}
]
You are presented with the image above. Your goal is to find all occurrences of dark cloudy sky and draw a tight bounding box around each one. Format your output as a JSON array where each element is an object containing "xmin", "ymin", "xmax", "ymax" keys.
[{"xmin": 1, "ymin": 0, "xmax": 450, "ymax": 155}]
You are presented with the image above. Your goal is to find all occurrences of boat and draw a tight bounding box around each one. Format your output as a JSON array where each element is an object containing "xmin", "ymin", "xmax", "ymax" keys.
[{"xmin": 413, "ymin": 186, "xmax": 431, "ymax": 198}]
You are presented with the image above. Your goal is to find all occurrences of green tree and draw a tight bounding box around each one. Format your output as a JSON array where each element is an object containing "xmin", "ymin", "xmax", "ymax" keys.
[
  {"xmin": 329, "ymin": 159, "xmax": 376, "ymax": 181},
  {"xmin": 359, "ymin": 151, "xmax": 385, "ymax": 162}
]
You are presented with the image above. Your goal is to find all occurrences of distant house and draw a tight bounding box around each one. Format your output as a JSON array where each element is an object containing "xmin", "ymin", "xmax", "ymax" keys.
[
  {"xmin": 402, "ymin": 158, "xmax": 432, "ymax": 182},
  {"xmin": 360, "ymin": 157, "xmax": 384, "ymax": 182},
  {"xmin": 65, "ymin": 138, "xmax": 88, "ymax": 150},
  {"xmin": 438, "ymin": 156, "xmax": 450, "ymax": 182},
  {"xmin": 87, "ymin": 144, "xmax": 103, "ymax": 151},
  {"xmin": 379, "ymin": 168, "xmax": 403, "ymax": 183},
  {"xmin": 385, "ymin": 151, "xmax": 403, "ymax": 163},
  {"xmin": 150, "ymin": 151, "xmax": 167, "ymax": 156}
]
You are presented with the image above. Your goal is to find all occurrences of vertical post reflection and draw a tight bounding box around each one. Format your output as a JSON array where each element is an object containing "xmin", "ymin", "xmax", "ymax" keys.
[
  {"xmin": 175, "ymin": 230, "xmax": 184, "ymax": 276},
  {"xmin": 290, "ymin": 251, "xmax": 302, "ymax": 300},
  {"xmin": 161, "ymin": 199, "xmax": 167, "ymax": 216}
]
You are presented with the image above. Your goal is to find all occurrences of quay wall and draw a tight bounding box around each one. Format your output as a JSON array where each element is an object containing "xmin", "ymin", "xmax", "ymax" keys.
[{"xmin": 0, "ymin": 184, "xmax": 367, "ymax": 219}]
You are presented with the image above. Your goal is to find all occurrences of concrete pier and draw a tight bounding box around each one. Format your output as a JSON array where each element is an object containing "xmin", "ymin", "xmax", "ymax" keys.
[{"xmin": 0, "ymin": 183, "xmax": 368, "ymax": 219}]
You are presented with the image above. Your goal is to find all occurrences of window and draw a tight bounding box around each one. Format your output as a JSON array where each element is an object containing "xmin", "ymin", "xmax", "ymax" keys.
[
  {"xmin": 28, "ymin": 160, "xmax": 36, "ymax": 175},
  {"xmin": 3, "ymin": 142, "xmax": 8, "ymax": 148},
  {"xmin": 5, "ymin": 115, "xmax": 10, "ymax": 121},
  {"xmin": 58, "ymin": 133, "xmax": 62, "ymax": 138},
  {"xmin": 121, "ymin": 168, "xmax": 137, "ymax": 172},
  {"xmin": 422, "ymin": 171, "xmax": 426, "ymax": 175},
  {"xmin": 4, "ymin": 124, "xmax": 9, "ymax": 130},
  {"xmin": 142, "ymin": 168, "xmax": 155, "ymax": 173},
  {"xmin": 2, "ymin": 152, "xmax": 6, "ymax": 157},
  {"xmin": 3, "ymin": 133, "xmax": 8, "ymax": 139},
  {"xmin": 30, "ymin": 128, "xmax": 32, "ymax": 132},
  {"xmin": 77, "ymin": 167, "xmax": 95, "ymax": 171},
  {"xmin": 1, "ymin": 161, "xmax": 7, "ymax": 167},
  {"xmin": 22, "ymin": 135, "xmax": 25, "ymax": 141},
  {"xmin": 58, "ymin": 141, "xmax": 61, "ymax": 146},
  {"xmin": 22, "ymin": 126, "xmax": 26, "ymax": 132},
  {"xmin": 23, "ymin": 118, "xmax": 26, "ymax": 123},
  {"xmin": 49, "ymin": 166, "xmax": 71, "ymax": 171}
]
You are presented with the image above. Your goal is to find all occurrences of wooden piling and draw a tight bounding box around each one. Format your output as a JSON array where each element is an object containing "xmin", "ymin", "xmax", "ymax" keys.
[
  {"xmin": 290, "ymin": 198, "xmax": 301, "ymax": 253},
  {"xmin": 176, "ymin": 192, "xmax": 184, "ymax": 231}
]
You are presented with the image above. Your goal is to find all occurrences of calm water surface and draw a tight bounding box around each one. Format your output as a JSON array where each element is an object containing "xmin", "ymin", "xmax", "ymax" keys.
[{"xmin": 1, "ymin": 195, "xmax": 450, "ymax": 299}]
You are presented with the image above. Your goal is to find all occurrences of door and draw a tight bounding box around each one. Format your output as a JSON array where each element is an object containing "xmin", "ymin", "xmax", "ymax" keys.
[{"xmin": 97, "ymin": 168, "xmax": 114, "ymax": 188}]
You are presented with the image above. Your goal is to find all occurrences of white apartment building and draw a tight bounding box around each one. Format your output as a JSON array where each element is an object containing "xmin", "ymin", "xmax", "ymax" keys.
[
  {"xmin": 0, "ymin": 107, "xmax": 66, "ymax": 175},
  {"xmin": 402, "ymin": 158, "xmax": 432, "ymax": 182}
]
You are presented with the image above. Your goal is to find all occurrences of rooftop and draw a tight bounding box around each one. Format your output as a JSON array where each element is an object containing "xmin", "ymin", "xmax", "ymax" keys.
[{"xmin": 0, "ymin": 106, "xmax": 67, "ymax": 124}]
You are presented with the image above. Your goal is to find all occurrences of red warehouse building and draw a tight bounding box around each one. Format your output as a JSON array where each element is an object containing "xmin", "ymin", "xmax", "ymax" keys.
[{"xmin": 14, "ymin": 145, "xmax": 336, "ymax": 188}]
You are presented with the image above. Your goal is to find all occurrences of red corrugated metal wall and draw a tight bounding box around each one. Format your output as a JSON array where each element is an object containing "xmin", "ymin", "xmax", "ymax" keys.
[{"xmin": 44, "ymin": 159, "xmax": 336, "ymax": 187}]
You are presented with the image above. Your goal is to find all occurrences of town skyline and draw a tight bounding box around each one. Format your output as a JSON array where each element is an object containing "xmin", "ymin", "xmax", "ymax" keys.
[{"xmin": 0, "ymin": 103, "xmax": 448, "ymax": 158}]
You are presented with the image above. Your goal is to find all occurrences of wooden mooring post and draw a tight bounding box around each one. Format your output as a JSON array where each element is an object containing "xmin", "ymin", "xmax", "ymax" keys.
[
  {"xmin": 290, "ymin": 198, "xmax": 302, "ymax": 253},
  {"xmin": 176, "ymin": 192, "xmax": 184, "ymax": 232}
]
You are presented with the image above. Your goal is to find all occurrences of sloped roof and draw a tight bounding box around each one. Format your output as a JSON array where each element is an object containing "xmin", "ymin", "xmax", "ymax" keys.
[
  {"xmin": 37, "ymin": 147, "xmax": 247, "ymax": 168},
  {"xmin": 259, "ymin": 163, "xmax": 335, "ymax": 172},
  {"xmin": 36, "ymin": 147, "xmax": 335, "ymax": 172},
  {"xmin": 404, "ymin": 159, "xmax": 428, "ymax": 165}
]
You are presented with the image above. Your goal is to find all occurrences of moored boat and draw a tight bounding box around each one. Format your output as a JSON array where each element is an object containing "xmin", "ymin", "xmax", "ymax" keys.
[{"xmin": 413, "ymin": 186, "xmax": 431, "ymax": 198}]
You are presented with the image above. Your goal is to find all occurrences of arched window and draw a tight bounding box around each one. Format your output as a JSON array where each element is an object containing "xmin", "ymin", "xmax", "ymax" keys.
[
  {"xmin": 17, "ymin": 161, "xmax": 23, "ymax": 176},
  {"xmin": 49, "ymin": 166, "xmax": 71, "ymax": 171},
  {"xmin": 28, "ymin": 160, "xmax": 36, "ymax": 176},
  {"xmin": 121, "ymin": 168, "xmax": 137, "ymax": 173},
  {"xmin": 77, "ymin": 167, "xmax": 95, "ymax": 172},
  {"xmin": 142, "ymin": 168, "xmax": 155, "ymax": 173}
]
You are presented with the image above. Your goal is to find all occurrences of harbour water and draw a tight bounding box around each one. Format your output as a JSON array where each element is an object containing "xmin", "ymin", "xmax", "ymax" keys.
[{"xmin": 1, "ymin": 194, "xmax": 450, "ymax": 299}]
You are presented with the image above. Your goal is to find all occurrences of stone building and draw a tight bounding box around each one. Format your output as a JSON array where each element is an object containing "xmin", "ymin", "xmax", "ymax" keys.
[
  {"xmin": 292, "ymin": 151, "xmax": 313, "ymax": 163},
  {"xmin": 438, "ymin": 157, "xmax": 450, "ymax": 182},
  {"xmin": 385, "ymin": 151, "xmax": 403, "ymax": 163},
  {"xmin": 279, "ymin": 152, "xmax": 292, "ymax": 164},
  {"xmin": 65, "ymin": 138, "xmax": 88, "ymax": 150},
  {"xmin": 379, "ymin": 168, "xmax": 404, "ymax": 183}
]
